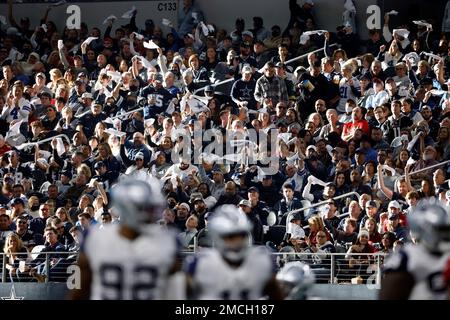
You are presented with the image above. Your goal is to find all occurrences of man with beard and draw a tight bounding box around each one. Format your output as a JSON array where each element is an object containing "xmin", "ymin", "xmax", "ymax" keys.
[
  {"xmin": 297, "ymin": 61, "xmax": 329, "ymax": 120},
  {"xmin": 174, "ymin": 202, "xmax": 190, "ymax": 232},
  {"xmin": 371, "ymin": 127, "xmax": 390, "ymax": 151},
  {"xmin": 420, "ymin": 105, "xmax": 440, "ymax": 141},
  {"xmin": 213, "ymin": 181, "xmax": 243, "ymax": 208},
  {"xmin": 238, "ymin": 199, "xmax": 264, "ymax": 245},
  {"xmin": 247, "ymin": 186, "xmax": 271, "ymax": 226},
  {"xmin": 190, "ymin": 196, "xmax": 208, "ymax": 230},
  {"xmin": 140, "ymin": 73, "xmax": 174, "ymax": 119},
  {"xmin": 254, "ymin": 62, "xmax": 288, "ymax": 109}
]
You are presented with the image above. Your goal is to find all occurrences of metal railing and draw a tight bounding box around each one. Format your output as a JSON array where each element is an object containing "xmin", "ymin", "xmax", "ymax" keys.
[
  {"xmin": 15, "ymin": 134, "xmax": 71, "ymax": 150},
  {"xmin": 400, "ymin": 159, "xmax": 450, "ymax": 179},
  {"xmin": 274, "ymin": 251, "xmax": 386, "ymax": 285},
  {"xmin": 1, "ymin": 252, "xmax": 78, "ymax": 283},
  {"xmin": 284, "ymin": 191, "xmax": 361, "ymax": 230},
  {"xmin": 193, "ymin": 43, "xmax": 338, "ymax": 94},
  {"xmin": 1, "ymin": 250, "xmax": 385, "ymax": 286}
]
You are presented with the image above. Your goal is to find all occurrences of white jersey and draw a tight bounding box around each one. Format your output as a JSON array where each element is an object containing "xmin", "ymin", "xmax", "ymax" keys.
[
  {"xmin": 383, "ymin": 243, "xmax": 450, "ymax": 300},
  {"xmin": 83, "ymin": 224, "xmax": 179, "ymax": 300},
  {"xmin": 337, "ymin": 77, "xmax": 360, "ymax": 113},
  {"xmin": 185, "ymin": 246, "xmax": 275, "ymax": 300}
]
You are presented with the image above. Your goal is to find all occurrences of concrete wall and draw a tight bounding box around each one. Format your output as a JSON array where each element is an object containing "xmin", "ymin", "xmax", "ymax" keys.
[
  {"xmin": 1, "ymin": 0, "xmax": 447, "ymax": 40},
  {"xmin": 0, "ymin": 283, "xmax": 377, "ymax": 300},
  {"xmin": 197, "ymin": 0, "xmax": 378, "ymax": 40},
  {"xmin": 0, "ymin": 0, "xmax": 378, "ymax": 39}
]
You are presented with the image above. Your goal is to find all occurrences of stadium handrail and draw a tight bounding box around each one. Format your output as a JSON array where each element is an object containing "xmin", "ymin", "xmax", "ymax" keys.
[
  {"xmin": 399, "ymin": 159, "xmax": 450, "ymax": 179},
  {"xmin": 15, "ymin": 134, "xmax": 71, "ymax": 150},
  {"xmin": 193, "ymin": 43, "xmax": 339, "ymax": 94}
]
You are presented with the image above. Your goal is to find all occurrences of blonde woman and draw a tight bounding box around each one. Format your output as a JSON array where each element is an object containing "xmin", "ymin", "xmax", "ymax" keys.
[
  {"xmin": 47, "ymin": 68, "xmax": 63, "ymax": 93},
  {"xmin": 3, "ymin": 233, "xmax": 31, "ymax": 282},
  {"xmin": 379, "ymin": 40, "xmax": 403, "ymax": 70},
  {"xmin": 337, "ymin": 60, "xmax": 361, "ymax": 113}
]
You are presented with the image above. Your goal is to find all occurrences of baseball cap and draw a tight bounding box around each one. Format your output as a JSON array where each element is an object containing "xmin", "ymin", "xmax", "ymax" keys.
[
  {"xmin": 36, "ymin": 72, "xmax": 46, "ymax": 79},
  {"xmin": 238, "ymin": 199, "xmax": 251, "ymax": 207},
  {"xmin": 240, "ymin": 41, "xmax": 251, "ymax": 47},
  {"xmin": 135, "ymin": 152, "xmax": 144, "ymax": 160},
  {"xmin": 366, "ymin": 200, "xmax": 377, "ymax": 208},
  {"xmin": 61, "ymin": 170, "xmax": 73, "ymax": 179},
  {"xmin": 193, "ymin": 197, "xmax": 204, "ymax": 204},
  {"xmin": 11, "ymin": 198, "xmax": 25, "ymax": 206},
  {"xmin": 385, "ymin": 77, "xmax": 395, "ymax": 83},
  {"xmin": 355, "ymin": 147, "xmax": 367, "ymax": 154},
  {"xmin": 290, "ymin": 212, "xmax": 303, "ymax": 221},
  {"xmin": 145, "ymin": 19, "xmax": 155, "ymax": 26},
  {"xmin": 81, "ymin": 92, "xmax": 93, "ymax": 100},
  {"xmin": 179, "ymin": 203, "xmax": 190, "ymax": 211},
  {"xmin": 154, "ymin": 73, "xmax": 163, "ymax": 83},
  {"xmin": 94, "ymin": 161, "xmax": 106, "ymax": 170},
  {"xmin": 388, "ymin": 200, "xmax": 401, "ymax": 210},
  {"xmin": 288, "ymin": 123, "xmax": 301, "ymax": 132},
  {"xmin": 204, "ymin": 85, "xmax": 214, "ymax": 92},
  {"xmin": 306, "ymin": 145, "xmax": 317, "ymax": 152},
  {"xmin": 242, "ymin": 31, "xmax": 253, "ymax": 38},
  {"xmin": 242, "ymin": 64, "xmax": 253, "ymax": 74},
  {"xmin": 248, "ymin": 186, "xmax": 259, "ymax": 193},
  {"xmin": 212, "ymin": 169, "xmax": 224, "ymax": 175}
]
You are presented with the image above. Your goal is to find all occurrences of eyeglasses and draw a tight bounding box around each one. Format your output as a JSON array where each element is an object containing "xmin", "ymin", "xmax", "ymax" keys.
[
  {"xmin": 135, "ymin": 158, "xmax": 143, "ymax": 161},
  {"xmin": 360, "ymin": 235, "xmax": 369, "ymax": 238}
]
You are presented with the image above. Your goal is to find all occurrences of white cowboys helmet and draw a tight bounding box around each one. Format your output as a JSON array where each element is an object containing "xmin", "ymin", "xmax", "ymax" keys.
[
  {"xmin": 110, "ymin": 178, "xmax": 165, "ymax": 231},
  {"xmin": 408, "ymin": 199, "xmax": 450, "ymax": 254},
  {"xmin": 276, "ymin": 261, "xmax": 315, "ymax": 300},
  {"xmin": 208, "ymin": 205, "xmax": 253, "ymax": 263}
]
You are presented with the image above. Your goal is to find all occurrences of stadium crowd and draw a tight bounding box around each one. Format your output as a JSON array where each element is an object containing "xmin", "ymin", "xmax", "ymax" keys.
[{"xmin": 0, "ymin": 0, "xmax": 450, "ymax": 283}]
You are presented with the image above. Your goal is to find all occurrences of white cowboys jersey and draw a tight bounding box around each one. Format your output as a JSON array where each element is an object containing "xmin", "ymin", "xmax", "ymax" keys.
[
  {"xmin": 185, "ymin": 246, "xmax": 275, "ymax": 300},
  {"xmin": 383, "ymin": 244, "xmax": 450, "ymax": 300},
  {"xmin": 82, "ymin": 224, "xmax": 179, "ymax": 300}
]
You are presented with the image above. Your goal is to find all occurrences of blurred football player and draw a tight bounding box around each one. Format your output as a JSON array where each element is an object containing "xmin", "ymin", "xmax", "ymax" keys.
[
  {"xmin": 72, "ymin": 179, "xmax": 181, "ymax": 300},
  {"xmin": 276, "ymin": 261, "xmax": 315, "ymax": 300},
  {"xmin": 379, "ymin": 199, "xmax": 450, "ymax": 299},
  {"xmin": 183, "ymin": 205, "xmax": 283, "ymax": 300}
]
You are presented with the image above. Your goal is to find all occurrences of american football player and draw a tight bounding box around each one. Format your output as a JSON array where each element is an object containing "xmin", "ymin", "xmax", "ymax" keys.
[
  {"xmin": 184, "ymin": 204, "xmax": 283, "ymax": 300},
  {"xmin": 276, "ymin": 261, "xmax": 316, "ymax": 300},
  {"xmin": 71, "ymin": 179, "xmax": 181, "ymax": 300},
  {"xmin": 379, "ymin": 199, "xmax": 450, "ymax": 299}
]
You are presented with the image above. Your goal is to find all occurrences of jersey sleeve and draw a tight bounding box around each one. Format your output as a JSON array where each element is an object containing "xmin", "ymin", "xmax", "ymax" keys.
[
  {"xmin": 183, "ymin": 254, "xmax": 200, "ymax": 277},
  {"xmin": 383, "ymin": 249, "xmax": 409, "ymax": 274}
]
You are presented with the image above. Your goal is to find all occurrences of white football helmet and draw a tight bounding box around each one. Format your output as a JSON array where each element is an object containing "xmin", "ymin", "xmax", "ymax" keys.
[
  {"xmin": 208, "ymin": 205, "xmax": 253, "ymax": 263},
  {"xmin": 276, "ymin": 261, "xmax": 315, "ymax": 300},
  {"xmin": 408, "ymin": 199, "xmax": 450, "ymax": 253},
  {"xmin": 111, "ymin": 178, "xmax": 165, "ymax": 231}
]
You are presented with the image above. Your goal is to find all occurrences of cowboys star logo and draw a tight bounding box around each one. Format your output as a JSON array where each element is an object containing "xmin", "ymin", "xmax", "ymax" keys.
[{"xmin": 1, "ymin": 284, "xmax": 24, "ymax": 300}]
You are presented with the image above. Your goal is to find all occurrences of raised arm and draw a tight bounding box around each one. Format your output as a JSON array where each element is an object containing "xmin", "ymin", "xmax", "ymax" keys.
[{"xmin": 377, "ymin": 164, "xmax": 393, "ymax": 199}]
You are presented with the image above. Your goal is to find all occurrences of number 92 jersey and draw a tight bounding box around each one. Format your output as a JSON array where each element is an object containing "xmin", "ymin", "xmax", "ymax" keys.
[
  {"xmin": 184, "ymin": 246, "xmax": 275, "ymax": 300},
  {"xmin": 82, "ymin": 224, "xmax": 179, "ymax": 300},
  {"xmin": 383, "ymin": 243, "xmax": 450, "ymax": 300}
]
